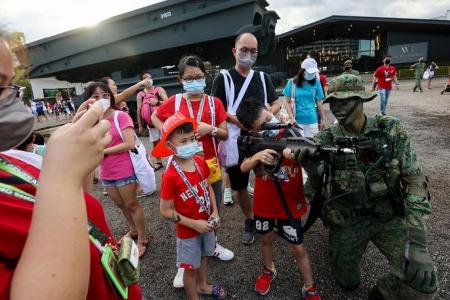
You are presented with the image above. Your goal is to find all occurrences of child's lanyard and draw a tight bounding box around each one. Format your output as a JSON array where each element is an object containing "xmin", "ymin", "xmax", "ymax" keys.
[
  {"xmin": 186, "ymin": 94, "xmax": 206, "ymax": 123},
  {"xmin": 171, "ymin": 159, "xmax": 211, "ymax": 215}
]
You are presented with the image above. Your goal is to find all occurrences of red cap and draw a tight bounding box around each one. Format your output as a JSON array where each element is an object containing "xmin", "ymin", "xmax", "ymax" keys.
[{"xmin": 152, "ymin": 112, "xmax": 197, "ymax": 157}]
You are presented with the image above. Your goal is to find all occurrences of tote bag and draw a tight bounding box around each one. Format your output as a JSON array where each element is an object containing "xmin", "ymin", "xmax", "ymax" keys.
[{"xmin": 113, "ymin": 111, "xmax": 156, "ymax": 193}]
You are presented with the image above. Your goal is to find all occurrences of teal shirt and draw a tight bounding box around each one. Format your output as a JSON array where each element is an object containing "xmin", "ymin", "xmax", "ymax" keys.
[{"xmin": 282, "ymin": 78, "xmax": 324, "ymax": 125}]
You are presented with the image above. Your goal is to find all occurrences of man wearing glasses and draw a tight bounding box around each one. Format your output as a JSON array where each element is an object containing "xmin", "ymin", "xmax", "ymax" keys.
[{"xmin": 211, "ymin": 32, "xmax": 280, "ymax": 245}]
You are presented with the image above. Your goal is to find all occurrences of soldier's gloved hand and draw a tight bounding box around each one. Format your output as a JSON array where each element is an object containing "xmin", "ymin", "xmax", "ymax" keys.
[
  {"xmin": 293, "ymin": 148, "xmax": 311, "ymax": 165},
  {"xmin": 404, "ymin": 228, "xmax": 437, "ymax": 294}
]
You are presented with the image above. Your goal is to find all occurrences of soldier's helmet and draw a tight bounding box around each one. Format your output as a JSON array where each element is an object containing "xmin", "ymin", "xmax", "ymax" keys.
[{"xmin": 323, "ymin": 74, "xmax": 377, "ymax": 104}]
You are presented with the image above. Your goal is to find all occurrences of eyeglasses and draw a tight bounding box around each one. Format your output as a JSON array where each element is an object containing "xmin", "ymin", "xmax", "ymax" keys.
[
  {"xmin": 91, "ymin": 93, "xmax": 111, "ymax": 100},
  {"xmin": 0, "ymin": 85, "xmax": 25, "ymax": 104},
  {"xmin": 182, "ymin": 75, "xmax": 205, "ymax": 83},
  {"xmin": 238, "ymin": 47, "xmax": 258, "ymax": 55}
]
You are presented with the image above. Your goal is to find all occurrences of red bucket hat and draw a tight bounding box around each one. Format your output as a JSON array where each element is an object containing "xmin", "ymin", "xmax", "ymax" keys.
[{"xmin": 152, "ymin": 112, "xmax": 197, "ymax": 158}]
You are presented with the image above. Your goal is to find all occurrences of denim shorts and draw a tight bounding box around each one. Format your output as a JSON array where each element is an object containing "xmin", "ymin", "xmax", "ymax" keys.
[
  {"xmin": 101, "ymin": 175, "xmax": 137, "ymax": 187},
  {"xmin": 176, "ymin": 231, "xmax": 216, "ymax": 269}
]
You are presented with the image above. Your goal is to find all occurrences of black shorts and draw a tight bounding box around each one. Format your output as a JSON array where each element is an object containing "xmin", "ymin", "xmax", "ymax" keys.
[
  {"xmin": 225, "ymin": 156, "xmax": 249, "ymax": 191},
  {"xmin": 37, "ymin": 110, "xmax": 44, "ymax": 116},
  {"xmin": 254, "ymin": 215, "xmax": 303, "ymax": 245}
]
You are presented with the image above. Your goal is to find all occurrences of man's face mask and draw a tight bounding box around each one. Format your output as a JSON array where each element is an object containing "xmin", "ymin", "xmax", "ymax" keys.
[
  {"xmin": 236, "ymin": 49, "xmax": 257, "ymax": 70},
  {"xmin": 329, "ymin": 98, "xmax": 362, "ymax": 125},
  {"xmin": 0, "ymin": 85, "xmax": 35, "ymax": 151}
]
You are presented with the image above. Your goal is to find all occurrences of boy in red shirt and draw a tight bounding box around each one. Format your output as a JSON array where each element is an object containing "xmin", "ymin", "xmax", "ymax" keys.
[
  {"xmin": 236, "ymin": 98, "xmax": 320, "ymax": 299},
  {"xmin": 153, "ymin": 113, "xmax": 226, "ymax": 300},
  {"xmin": 371, "ymin": 56, "xmax": 399, "ymax": 115}
]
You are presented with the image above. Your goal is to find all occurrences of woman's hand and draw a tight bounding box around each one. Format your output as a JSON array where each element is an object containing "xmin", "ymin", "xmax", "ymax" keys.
[
  {"xmin": 43, "ymin": 101, "xmax": 111, "ymax": 186},
  {"xmin": 196, "ymin": 122, "xmax": 214, "ymax": 138}
]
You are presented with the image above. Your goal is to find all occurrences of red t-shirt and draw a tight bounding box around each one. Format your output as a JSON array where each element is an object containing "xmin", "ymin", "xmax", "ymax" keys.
[
  {"xmin": 319, "ymin": 74, "xmax": 328, "ymax": 88},
  {"xmin": 160, "ymin": 156, "xmax": 211, "ymax": 239},
  {"xmin": 0, "ymin": 153, "xmax": 142, "ymax": 299},
  {"xmin": 155, "ymin": 95, "xmax": 227, "ymax": 160},
  {"xmin": 253, "ymin": 159, "xmax": 307, "ymax": 219},
  {"xmin": 374, "ymin": 65, "xmax": 397, "ymax": 90}
]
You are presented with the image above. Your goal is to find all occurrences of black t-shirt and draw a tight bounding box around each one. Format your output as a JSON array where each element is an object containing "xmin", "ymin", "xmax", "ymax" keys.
[{"xmin": 211, "ymin": 68, "xmax": 278, "ymax": 110}]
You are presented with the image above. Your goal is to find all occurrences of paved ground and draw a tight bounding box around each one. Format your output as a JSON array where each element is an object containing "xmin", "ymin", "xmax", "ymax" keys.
[{"xmin": 82, "ymin": 78, "xmax": 449, "ymax": 299}]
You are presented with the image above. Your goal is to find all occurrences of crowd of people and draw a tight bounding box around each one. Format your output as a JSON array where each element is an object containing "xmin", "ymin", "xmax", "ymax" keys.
[
  {"xmin": 0, "ymin": 30, "xmax": 440, "ymax": 300},
  {"xmin": 29, "ymin": 94, "xmax": 76, "ymax": 122}
]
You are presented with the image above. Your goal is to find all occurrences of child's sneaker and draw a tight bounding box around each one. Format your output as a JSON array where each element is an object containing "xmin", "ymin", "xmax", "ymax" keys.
[
  {"xmin": 211, "ymin": 243, "xmax": 234, "ymax": 261},
  {"xmin": 255, "ymin": 265, "xmax": 277, "ymax": 296},
  {"xmin": 302, "ymin": 284, "xmax": 321, "ymax": 300},
  {"xmin": 173, "ymin": 268, "xmax": 184, "ymax": 288},
  {"xmin": 223, "ymin": 188, "xmax": 233, "ymax": 206}
]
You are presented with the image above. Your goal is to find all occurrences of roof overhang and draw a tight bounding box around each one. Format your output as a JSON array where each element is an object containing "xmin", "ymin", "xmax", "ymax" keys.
[{"xmin": 277, "ymin": 15, "xmax": 450, "ymax": 46}]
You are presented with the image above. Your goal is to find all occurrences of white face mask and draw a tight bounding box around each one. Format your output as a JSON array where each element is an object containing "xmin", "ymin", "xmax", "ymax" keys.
[
  {"xmin": 236, "ymin": 51, "xmax": 257, "ymax": 69},
  {"xmin": 0, "ymin": 89, "xmax": 35, "ymax": 151}
]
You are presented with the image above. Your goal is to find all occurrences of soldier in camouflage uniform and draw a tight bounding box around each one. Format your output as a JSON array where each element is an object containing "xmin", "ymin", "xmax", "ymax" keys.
[
  {"xmin": 296, "ymin": 74, "xmax": 437, "ymax": 299},
  {"xmin": 342, "ymin": 60, "xmax": 360, "ymax": 77},
  {"xmin": 410, "ymin": 58, "xmax": 426, "ymax": 93}
]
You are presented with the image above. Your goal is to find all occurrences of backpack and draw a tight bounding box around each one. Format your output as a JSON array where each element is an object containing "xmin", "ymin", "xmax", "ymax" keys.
[{"xmin": 139, "ymin": 86, "xmax": 161, "ymax": 127}]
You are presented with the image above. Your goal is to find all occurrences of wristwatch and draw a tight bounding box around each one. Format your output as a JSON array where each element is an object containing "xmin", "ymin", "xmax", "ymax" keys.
[{"xmin": 211, "ymin": 127, "xmax": 218, "ymax": 137}]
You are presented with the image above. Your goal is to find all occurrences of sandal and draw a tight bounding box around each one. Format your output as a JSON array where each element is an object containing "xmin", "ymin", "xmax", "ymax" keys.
[
  {"xmin": 200, "ymin": 285, "xmax": 227, "ymax": 299},
  {"xmin": 138, "ymin": 237, "xmax": 150, "ymax": 258}
]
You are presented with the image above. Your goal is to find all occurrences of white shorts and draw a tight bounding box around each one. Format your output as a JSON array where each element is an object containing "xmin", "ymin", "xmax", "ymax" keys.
[
  {"xmin": 148, "ymin": 127, "xmax": 161, "ymax": 143},
  {"xmin": 298, "ymin": 123, "xmax": 319, "ymax": 138}
]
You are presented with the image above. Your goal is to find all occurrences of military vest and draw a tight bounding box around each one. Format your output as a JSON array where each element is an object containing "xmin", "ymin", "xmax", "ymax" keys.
[{"xmin": 322, "ymin": 116, "xmax": 403, "ymax": 226}]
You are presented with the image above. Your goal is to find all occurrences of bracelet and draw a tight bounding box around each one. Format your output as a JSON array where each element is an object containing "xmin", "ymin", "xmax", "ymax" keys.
[{"xmin": 211, "ymin": 127, "xmax": 218, "ymax": 137}]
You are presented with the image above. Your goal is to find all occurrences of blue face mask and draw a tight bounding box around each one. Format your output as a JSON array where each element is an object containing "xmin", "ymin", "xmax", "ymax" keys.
[
  {"xmin": 175, "ymin": 142, "xmax": 201, "ymax": 159},
  {"xmin": 183, "ymin": 79, "xmax": 206, "ymax": 94},
  {"xmin": 304, "ymin": 72, "xmax": 316, "ymax": 81}
]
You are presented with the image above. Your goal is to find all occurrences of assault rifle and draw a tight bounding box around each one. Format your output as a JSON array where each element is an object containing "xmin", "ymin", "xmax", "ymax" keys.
[
  {"xmin": 237, "ymin": 123, "xmax": 358, "ymax": 160},
  {"xmin": 237, "ymin": 123, "xmax": 361, "ymax": 233}
]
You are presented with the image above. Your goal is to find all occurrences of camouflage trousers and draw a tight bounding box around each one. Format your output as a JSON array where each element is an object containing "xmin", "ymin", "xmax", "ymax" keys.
[
  {"xmin": 329, "ymin": 216, "xmax": 436, "ymax": 300},
  {"xmin": 414, "ymin": 75, "xmax": 423, "ymax": 91}
]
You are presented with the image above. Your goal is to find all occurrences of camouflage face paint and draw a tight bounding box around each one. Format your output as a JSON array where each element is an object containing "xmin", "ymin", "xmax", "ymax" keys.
[{"xmin": 330, "ymin": 98, "xmax": 362, "ymax": 125}]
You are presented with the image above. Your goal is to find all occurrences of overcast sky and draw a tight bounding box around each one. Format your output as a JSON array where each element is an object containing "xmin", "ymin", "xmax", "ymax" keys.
[{"xmin": 0, "ymin": 0, "xmax": 448, "ymax": 43}]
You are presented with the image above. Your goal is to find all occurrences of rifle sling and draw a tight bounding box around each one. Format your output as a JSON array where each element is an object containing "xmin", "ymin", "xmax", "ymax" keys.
[
  {"xmin": 301, "ymin": 165, "xmax": 328, "ymax": 233},
  {"xmin": 271, "ymin": 175, "xmax": 297, "ymax": 228}
]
